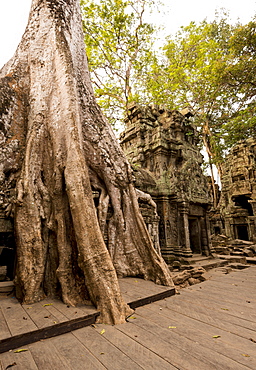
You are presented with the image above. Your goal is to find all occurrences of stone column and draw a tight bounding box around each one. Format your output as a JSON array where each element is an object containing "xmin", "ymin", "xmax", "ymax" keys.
[
  {"xmin": 205, "ymin": 212, "xmax": 215, "ymax": 255},
  {"xmin": 179, "ymin": 201, "xmax": 192, "ymax": 257},
  {"xmin": 157, "ymin": 196, "xmax": 176, "ymax": 263},
  {"xmin": 248, "ymin": 200, "xmax": 256, "ymax": 241}
]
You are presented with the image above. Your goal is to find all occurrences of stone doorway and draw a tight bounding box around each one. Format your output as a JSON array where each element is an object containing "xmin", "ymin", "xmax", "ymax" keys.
[
  {"xmin": 188, "ymin": 217, "xmax": 201, "ymax": 254},
  {"xmin": 0, "ymin": 232, "xmax": 15, "ymax": 281},
  {"xmin": 235, "ymin": 225, "xmax": 249, "ymax": 241}
]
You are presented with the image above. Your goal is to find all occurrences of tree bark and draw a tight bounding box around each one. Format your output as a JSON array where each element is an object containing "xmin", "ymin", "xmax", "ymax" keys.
[{"xmin": 0, "ymin": 0, "xmax": 173, "ymax": 324}]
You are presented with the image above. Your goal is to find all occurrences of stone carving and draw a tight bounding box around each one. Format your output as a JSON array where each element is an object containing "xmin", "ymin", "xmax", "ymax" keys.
[
  {"xmin": 212, "ymin": 138, "xmax": 256, "ymax": 242},
  {"xmin": 120, "ymin": 103, "xmax": 213, "ymax": 262}
]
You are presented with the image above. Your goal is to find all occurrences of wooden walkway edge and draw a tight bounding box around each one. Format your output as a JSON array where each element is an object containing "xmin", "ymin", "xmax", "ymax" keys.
[{"xmin": 0, "ymin": 279, "xmax": 175, "ymax": 354}]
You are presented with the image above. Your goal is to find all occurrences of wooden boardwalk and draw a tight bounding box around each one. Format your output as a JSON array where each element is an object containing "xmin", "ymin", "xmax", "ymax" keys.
[{"xmin": 0, "ymin": 266, "xmax": 256, "ymax": 369}]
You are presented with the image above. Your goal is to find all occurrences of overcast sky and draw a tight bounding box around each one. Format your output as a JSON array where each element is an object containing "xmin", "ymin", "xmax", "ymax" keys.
[{"xmin": 0, "ymin": 0, "xmax": 255, "ymax": 68}]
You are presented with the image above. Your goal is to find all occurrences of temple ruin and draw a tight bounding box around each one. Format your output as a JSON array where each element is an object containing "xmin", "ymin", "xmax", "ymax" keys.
[
  {"xmin": 120, "ymin": 103, "xmax": 214, "ymax": 262},
  {"xmin": 214, "ymin": 138, "xmax": 256, "ymax": 242}
]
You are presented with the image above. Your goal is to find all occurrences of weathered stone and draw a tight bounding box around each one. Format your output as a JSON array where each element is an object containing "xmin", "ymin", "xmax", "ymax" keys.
[
  {"xmin": 120, "ymin": 103, "xmax": 213, "ymax": 262},
  {"xmin": 172, "ymin": 270, "xmax": 191, "ymax": 285},
  {"xmin": 0, "ymin": 266, "xmax": 7, "ymax": 281},
  {"xmin": 212, "ymin": 139, "xmax": 256, "ymax": 244},
  {"xmin": 243, "ymin": 248, "xmax": 254, "ymax": 257},
  {"xmin": 230, "ymin": 239, "xmax": 254, "ymax": 246},
  {"xmin": 188, "ymin": 277, "xmax": 201, "ymax": 285},
  {"xmin": 190, "ymin": 266, "xmax": 206, "ymax": 278},
  {"xmin": 249, "ymin": 244, "xmax": 256, "ymax": 253},
  {"xmin": 172, "ymin": 260, "xmax": 182, "ymax": 269}
]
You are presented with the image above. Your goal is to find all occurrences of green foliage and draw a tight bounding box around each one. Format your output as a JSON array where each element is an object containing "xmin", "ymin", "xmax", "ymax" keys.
[
  {"xmin": 220, "ymin": 19, "xmax": 256, "ymax": 147},
  {"xmin": 81, "ymin": 1, "xmax": 256, "ymax": 174},
  {"xmin": 145, "ymin": 13, "xmax": 256, "ymax": 170},
  {"xmin": 80, "ymin": 0, "xmax": 157, "ymax": 127}
]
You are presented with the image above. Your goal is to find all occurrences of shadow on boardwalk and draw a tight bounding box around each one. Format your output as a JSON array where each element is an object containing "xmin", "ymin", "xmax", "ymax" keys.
[{"xmin": 0, "ymin": 266, "xmax": 256, "ymax": 369}]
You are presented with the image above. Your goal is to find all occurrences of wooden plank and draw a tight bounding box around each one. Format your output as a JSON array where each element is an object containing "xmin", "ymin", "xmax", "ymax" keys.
[
  {"xmin": 117, "ymin": 318, "xmax": 216, "ymax": 369},
  {"xmin": 45, "ymin": 298, "xmax": 96, "ymax": 321},
  {"xmin": 140, "ymin": 302, "xmax": 256, "ymax": 356},
  {"xmin": 128, "ymin": 288, "xmax": 175, "ymax": 309},
  {"xmin": 0, "ymin": 311, "xmax": 99, "ymax": 354},
  {"xmin": 28, "ymin": 339, "xmax": 72, "ymax": 369},
  {"xmin": 183, "ymin": 283, "xmax": 255, "ymax": 307},
  {"xmin": 131, "ymin": 310, "xmax": 252, "ymax": 370},
  {"xmin": 73, "ymin": 326, "xmax": 143, "ymax": 370},
  {"xmin": 157, "ymin": 294, "xmax": 256, "ymax": 339},
  {"xmin": 119, "ymin": 279, "xmax": 175, "ymax": 309},
  {"xmin": 135, "ymin": 304, "xmax": 256, "ymax": 368},
  {"xmin": 0, "ymin": 348, "xmax": 38, "ymax": 370},
  {"xmin": 162, "ymin": 294, "xmax": 256, "ymax": 338},
  {"xmin": 35, "ymin": 301, "xmax": 69, "ymax": 323},
  {"xmin": 93, "ymin": 323, "xmax": 175, "ymax": 370},
  {"xmin": 178, "ymin": 289, "xmax": 256, "ymax": 322},
  {"xmin": 119, "ymin": 277, "xmax": 172, "ymax": 295},
  {"xmin": 22, "ymin": 301, "xmax": 66, "ymax": 329},
  {"xmin": 48, "ymin": 332, "xmax": 106, "ymax": 370},
  {"xmin": 198, "ymin": 278, "xmax": 256, "ymax": 293},
  {"xmin": 119, "ymin": 277, "xmax": 173, "ymax": 293},
  {"xmin": 0, "ymin": 306, "xmax": 11, "ymax": 340},
  {"xmin": 0, "ymin": 297, "xmax": 37, "ymax": 336}
]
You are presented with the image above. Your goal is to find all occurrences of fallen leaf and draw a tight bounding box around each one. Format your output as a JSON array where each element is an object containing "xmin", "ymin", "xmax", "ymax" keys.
[
  {"xmin": 129, "ymin": 316, "xmax": 137, "ymax": 319},
  {"xmin": 212, "ymin": 335, "xmax": 221, "ymax": 338},
  {"xmin": 26, "ymin": 307, "xmax": 33, "ymax": 309},
  {"xmin": 100, "ymin": 352, "xmax": 105, "ymax": 355},
  {"xmin": 14, "ymin": 349, "xmax": 28, "ymax": 353},
  {"xmin": 5, "ymin": 362, "xmax": 17, "ymax": 369},
  {"xmin": 43, "ymin": 303, "xmax": 53, "ymax": 307},
  {"xmin": 221, "ymin": 308, "xmax": 229, "ymax": 311},
  {"xmin": 242, "ymin": 354, "xmax": 250, "ymax": 357},
  {"xmin": 53, "ymin": 321, "xmax": 57, "ymax": 324},
  {"xmin": 100, "ymin": 329, "xmax": 105, "ymax": 335},
  {"xmin": 168, "ymin": 326, "xmax": 177, "ymax": 329}
]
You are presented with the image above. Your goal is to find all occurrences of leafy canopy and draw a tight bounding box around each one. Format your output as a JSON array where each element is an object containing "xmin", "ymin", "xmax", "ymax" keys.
[
  {"xmin": 81, "ymin": 0, "xmax": 158, "ymax": 127},
  {"xmin": 145, "ymin": 14, "xmax": 256, "ymax": 167}
]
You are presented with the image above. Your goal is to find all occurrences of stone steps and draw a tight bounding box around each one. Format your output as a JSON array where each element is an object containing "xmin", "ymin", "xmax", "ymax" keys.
[
  {"xmin": 246, "ymin": 257, "xmax": 256, "ymax": 264},
  {"xmin": 190, "ymin": 258, "xmax": 229, "ymax": 271},
  {"xmin": 217, "ymin": 255, "xmax": 247, "ymax": 264}
]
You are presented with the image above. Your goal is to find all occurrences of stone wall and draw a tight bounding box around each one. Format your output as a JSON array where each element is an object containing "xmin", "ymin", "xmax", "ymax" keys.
[
  {"xmin": 120, "ymin": 103, "xmax": 214, "ymax": 262},
  {"xmin": 218, "ymin": 138, "xmax": 256, "ymax": 242}
]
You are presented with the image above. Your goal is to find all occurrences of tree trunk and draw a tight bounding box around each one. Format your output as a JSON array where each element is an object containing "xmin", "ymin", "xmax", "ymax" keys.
[{"xmin": 0, "ymin": 0, "xmax": 173, "ymax": 324}]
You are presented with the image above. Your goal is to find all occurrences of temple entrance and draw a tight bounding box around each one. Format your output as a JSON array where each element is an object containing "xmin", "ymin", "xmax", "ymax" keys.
[
  {"xmin": 188, "ymin": 217, "xmax": 201, "ymax": 254},
  {"xmin": 236, "ymin": 225, "xmax": 249, "ymax": 241},
  {"xmin": 0, "ymin": 232, "xmax": 15, "ymax": 281}
]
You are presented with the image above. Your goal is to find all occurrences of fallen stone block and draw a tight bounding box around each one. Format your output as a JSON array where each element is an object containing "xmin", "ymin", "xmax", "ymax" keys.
[
  {"xmin": 243, "ymin": 248, "xmax": 254, "ymax": 257},
  {"xmin": 190, "ymin": 266, "xmax": 206, "ymax": 278},
  {"xmin": 172, "ymin": 270, "xmax": 191, "ymax": 285}
]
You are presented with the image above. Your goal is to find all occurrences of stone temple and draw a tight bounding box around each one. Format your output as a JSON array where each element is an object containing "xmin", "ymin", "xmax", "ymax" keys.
[
  {"xmin": 120, "ymin": 103, "xmax": 214, "ymax": 263},
  {"xmin": 213, "ymin": 138, "xmax": 256, "ymax": 242}
]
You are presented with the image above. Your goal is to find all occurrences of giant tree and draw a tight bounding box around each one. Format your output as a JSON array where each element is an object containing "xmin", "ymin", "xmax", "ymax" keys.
[{"xmin": 0, "ymin": 0, "xmax": 173, "ymax": 324}]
